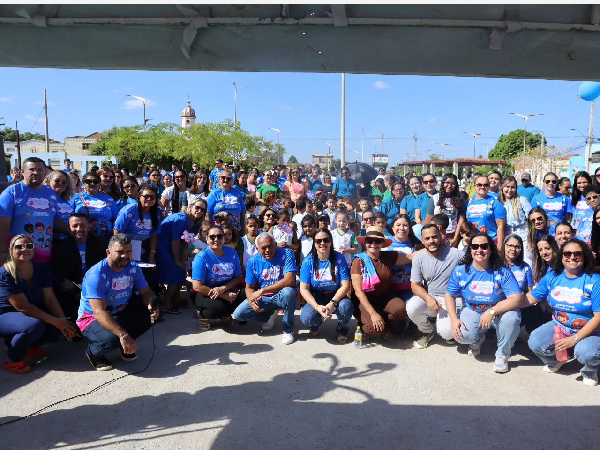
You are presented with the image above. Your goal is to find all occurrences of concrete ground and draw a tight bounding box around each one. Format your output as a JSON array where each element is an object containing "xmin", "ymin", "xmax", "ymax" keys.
[{"xmin": 1, "ymin": 308, "xmax": 598, "ymax": 450}]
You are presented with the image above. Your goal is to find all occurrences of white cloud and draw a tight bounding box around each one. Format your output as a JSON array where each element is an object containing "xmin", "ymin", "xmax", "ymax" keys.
[
  {"xmin": 428, "ymin": 118, "xmax": 438, "ymax": 123},
  {"xmin": 0, "ymin": 96, "xmax": 14, "ymax": 103},
  {"xmin": 123, "ymin": 98, "xmax": 156, "ymax": 110},
  {"xmin": 25, "ymin": 114, "xmax": 37, "ymax": 120},
  {"xmin": 34, "ymin": 100, "xmax": 56, "ymax": 107},
  {"xmin": 281, "ymin": 106, "xmax": 293, "ymax": 111},
  {"xmin": 372, "ymin": 81, "xmax": 390, "ymax": 90}
]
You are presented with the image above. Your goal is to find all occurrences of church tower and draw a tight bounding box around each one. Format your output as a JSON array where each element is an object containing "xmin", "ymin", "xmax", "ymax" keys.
[{"xmin": 181, "ymin": 97, "xmax": 196, "ymax": 128}]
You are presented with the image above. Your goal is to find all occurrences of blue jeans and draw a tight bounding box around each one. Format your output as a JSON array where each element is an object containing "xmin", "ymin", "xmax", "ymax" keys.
[
  {"xmin": 457, "ymin": 306, "xmax": 521, "ymax": 359},
  {"xmin": 528, "ymin": 320, "xmax": 600, "ymax": 379},
  {"xmin": 0, "ymin": 312, "xmax": 63, "ymax": 361},
  {"xmin": 82, "ymin": 299, "xmax": 152, "ymax": 357},
  {"xmin": 300, "ymin": 291, "xmax": 354, "ymax": 335},
  {"xmin": 233, "ymin": 287, "xmax": 296, "ymax": 333}
]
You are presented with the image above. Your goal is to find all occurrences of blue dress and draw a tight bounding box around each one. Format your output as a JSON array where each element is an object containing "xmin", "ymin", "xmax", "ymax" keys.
[{"xmin": 156, "ymin": 212, "xmax": 200, "ymax": 284}]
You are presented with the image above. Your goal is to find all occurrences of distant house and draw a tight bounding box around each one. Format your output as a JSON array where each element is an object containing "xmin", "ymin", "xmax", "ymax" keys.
[{"xmin": 312, "ymin": 154, "xmax": 333, "ymax": 165}]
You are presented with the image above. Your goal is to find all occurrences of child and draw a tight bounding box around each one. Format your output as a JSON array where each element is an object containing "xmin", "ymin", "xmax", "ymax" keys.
[
  {"xmin": 336, "ymin": 198, "xmax": 347, "ymax": 213},
  {"xmin": 242, "ymin": 214, "xmax": 260, "ymax": 266},
  {"xmin": 357, "ymin": 197, "xmax": 370, "ymax": 222},
  {"xmin": 314, "ymin": 200, "xmax": 324, "ymax": 215},
  {"xmin": 300, "ymin": 215, "xmax": 317, "ymax": 264},
  {"xmin": 292, "ymin": 197, "xmax": 308, "ymax": 239},
  {"xmin": 374, "ymin": 211, "xmax": 394, "ymax": 238},
  {"xmin": 343, "ymin": 196, "xmax": 357, "ymax": 220},
  {"xmin": 332, "ymin": 211, "xmax": 358, "ymax": 265},
  {"xmin": 222, "ymin": 223, "xmax": 244, "ymax": 262},
  {"xmin": 372, "ymin": 195, "xmax": 382, "ymax": 212},
  {"xmin": 457, "ymin": 219, "xmax": 476, "ymax": 252},
  {"xmin": 282, "ymin": 196, "xmax": 294, "ymax": 217},
  {"xmin": 244, "ymin": 194, "xmax": 256, "ymax": 220},
  {"xmin": 214, "ymin": 211, "xmax": 232, "ymax": 228},
  {"xmin": 263, "ymin": 190, "xmax": 278, "ymax": 208},
  {"xmin": 324, "ymin": 194, "xmax": 338, "ymax": 229},
  {"xmin": 317, "ymin": 213, "xmax": 331, "ymax": 231},
  {"xmin": 269, "ymin": 208, "xmax": 300, "ymax": 251},
  {"xmin": 305, "ymin": 198, "xmax": 315, "ymax": 217},
  {"xmin": 432, "ymin": 213, "xmax": 451, "ymax": 246}
]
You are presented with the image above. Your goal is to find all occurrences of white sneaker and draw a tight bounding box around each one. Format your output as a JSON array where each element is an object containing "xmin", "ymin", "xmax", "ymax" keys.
[
  {"xmin": 494, "ymin": 357, "xmax": 509, "ymax": 373},
  {"xmin": 468, "ymin": 334, "xmax": 486, "ymax": 357},
  {"xmin": 582, "ymin": 372, "xmax": 599, "ymax": 387},
  {"xmin": 414, "ymin": 332, "xmax": 434, "ymax": 349},
  {"xmin": 281, "ymin": 332, "xmax": 294, "ymax": 345},
  {"xmin": 543, "ymin": 360, "xmax": 566, "ymax": 374},
  {"xmin": 262, "ymin": 310, "xmax": 278, "ymax": 331}
]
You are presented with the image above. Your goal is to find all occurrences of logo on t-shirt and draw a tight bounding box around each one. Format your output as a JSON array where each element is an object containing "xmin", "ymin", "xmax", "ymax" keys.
[
  {"xmin": 543, "ymin": 202, "xmax": 562, "ymax": 211},
  {"xmin": 551, "ymin": 286, "xmax": 582, "ymax": 305},
  {"xmin": 136, "ymin": 219, "xmax": 152, "ymax": 230},
  {"xmin": 57, "ymin": 202, "xmax": 73, "ymax": 214},
  {"xmin": 470, "ymin": 280, "xmax": 494, "ymax": 295},
  {"xmin": 315, "ymin": 268, "xmax": 334, "ymax": 283},
  {"xmin": 27, "ymin": 197, "xmax": 51, "ymax": 210},
  {"xmin": 86, "ymin": 199, "xmax": 107, "ymax": 209},
  {"xmin": 261, "ymin": 266, "xmax": 281, "ymax": 281},
  {"xmin": 212, "ymin": 263, "xmax": 234, "ymax": 277},
  {"xmin": 223, "ymin": 195, "xmax": 239, "ymax": 205},
  {"xmin": 467, "ymin": 203, "xmax": 487, "ymax": 215},
  {"xmin": 111, "ymin": 275, "xmax": 131, "ymax": 291}
]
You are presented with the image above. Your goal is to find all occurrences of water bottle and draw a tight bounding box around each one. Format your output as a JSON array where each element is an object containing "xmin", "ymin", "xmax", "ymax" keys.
[
  {"xmin": 354, "ymin": 326, "xmax": 363, "ymax": 348},
  {"xmin": 554, "ymin": 326, "xmax": 568, "ymax": 362}
]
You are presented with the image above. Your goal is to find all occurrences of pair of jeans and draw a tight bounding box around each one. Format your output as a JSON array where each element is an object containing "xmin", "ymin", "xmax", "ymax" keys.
[
  {"xmin": 406, "ymin": 295, "xmax": 463, "ymax": 341},
  {"xmin": 233, "ymin": 287, "xmax": 296, "ymax": 333},
  {"xmin": 457, "ymin": 306, "xmax": 521, "ymax": 359},
  {"xmin": 0, "ymin": 312, "xmax": 63, "ymax": 361},
  {"xmin": 528, "ymin": 320, "xmax": 600, "ymax": 379},
  {"xmin": 195, "ymin": 290, "xmax": 245, "ymax": 319},
  {"xmin": 82, "ymin": 299, "xmax": 152, "ymax": 357},
  {"xmin": 300, "ymin": 291, "xmax": 354, "ymax": 335}
]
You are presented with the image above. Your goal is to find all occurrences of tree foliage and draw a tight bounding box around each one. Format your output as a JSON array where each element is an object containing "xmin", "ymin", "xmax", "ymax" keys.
[
  {"xmin": 0, "ymin": 127, "xmax": 46, "ymax": 142},
  {"xmin": 287, "ymin": 155, "xmax": 299, "ymax": 164},
  {"xmin": 90, "ymin": 121, "xmax": 285, "ymax": 170},
  {"xmin": 489, "ymin": 129, "xmax": 546, "ymax": 162}
]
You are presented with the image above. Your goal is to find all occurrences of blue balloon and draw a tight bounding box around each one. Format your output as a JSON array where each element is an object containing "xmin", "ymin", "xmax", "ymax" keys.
[{"xmin": 579, "ymin": 81, "xmax": 600, "ymax": 101}]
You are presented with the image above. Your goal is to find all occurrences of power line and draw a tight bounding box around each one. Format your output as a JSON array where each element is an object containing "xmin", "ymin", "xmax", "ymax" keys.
[{"xmin": 28, "ymin": 106, "xmax": 45, "ymax": 133}]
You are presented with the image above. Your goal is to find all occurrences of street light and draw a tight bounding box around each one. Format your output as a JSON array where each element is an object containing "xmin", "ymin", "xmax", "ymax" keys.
[
  {"xmin": 350, "ymin": 149, "xmax": 359, "ymax": 161},
  {"xmin": 269, "ymin": 127, "xmax": 281, "ymax": 163},
  {"xmin": 126, "ymin": 95, "xmax": 149, "ymax": 132},
  {"xmin": 325, "ymin": 142, "xmax": 332, "ymax": 171},
  {"xmin": 510, "ymin": 112, "xmax": 543, "ymax": 154},
  {"xmin": 233, "ymin": 82, "xmax": 248, "ymax": 123},
  {"xmin": 464, "ymin": 133, "xmax": 483, "ymax": 159},
  {"xmin": 360, "ymin": 127, "xmax": 369, "ymax": 163}
]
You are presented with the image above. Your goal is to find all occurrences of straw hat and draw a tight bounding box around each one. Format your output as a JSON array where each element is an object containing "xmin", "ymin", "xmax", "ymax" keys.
[{"xmin": 356, "ymin": 226, "xmax": 393, "ymax": 248}]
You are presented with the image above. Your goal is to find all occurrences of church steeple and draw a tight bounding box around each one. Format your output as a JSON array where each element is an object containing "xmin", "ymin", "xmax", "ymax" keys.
[{"xmin": 181, "ymin": 96, "xmax": 196, "ymax": 128}]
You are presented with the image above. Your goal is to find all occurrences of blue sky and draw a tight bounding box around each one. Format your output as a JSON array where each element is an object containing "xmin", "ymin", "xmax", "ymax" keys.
[{"xmin": 0, "ymin": 67, "xmax": 593, "ymax": 164}]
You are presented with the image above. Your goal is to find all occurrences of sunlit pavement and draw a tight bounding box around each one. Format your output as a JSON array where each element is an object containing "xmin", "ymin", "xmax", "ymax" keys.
[{"xmin": 1, "ymin": 308, "xmax": 598, "ymax": 450}]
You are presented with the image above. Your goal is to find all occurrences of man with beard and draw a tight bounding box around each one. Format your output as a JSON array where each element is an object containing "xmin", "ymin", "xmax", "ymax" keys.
[
  {"xmin": 406, "ymin": 224, "xmax": 463, "ymax": 349},
  {"xmin": 77, "ymin": 233, "xmax": 159, "ymax": 371}
]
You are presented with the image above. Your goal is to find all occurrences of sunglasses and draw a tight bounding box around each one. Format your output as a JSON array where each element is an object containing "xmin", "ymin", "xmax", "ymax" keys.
[
  {"xmin": 101, "ymin": 175, "xmax": 114, "ymax": 180},
  {"xmin": 53, "ymin": 179, "xmax": 68, "ymax": 185},
  {"xmin": 530, "ymin": 216, "xmax": 544, "ymax": 223},
  {"xmin": 470, "ymin": 243, "xmax": 490, "ymax": 250},
  {"xmin": 586, "ymin": 195, "xmax": 600, "ymax": 202},
  {"xmin": 123, "ymin": 185, "xmax": 136, "ymax": 190},
  {"xmin": 475, "ymin": 183, "xmax": 490, "ymax": 188},
  {"xmin": 341, "ymin": 172, "xmax": 349, "ymax": 176},
  {"xmin": 220, "ymin": 177, "xmax": 233, "ymax": 182},
  {"xmin": 423, "ymin": 179, "xmax": 436, "ymax": 184},
  {"xmin": 363, "ymin": 217, "xmax": 375, "ymax": 222},
  {"xmin": 563, "ymin": 251, "xmax": 583, "ymax": 260},
  {"xmin": 84, "ymin": 179, "xmax": 100, "ymax": 185},
  {"xmin": 265, "ymin": 213, "xmax": 276, "ymax": 218},
  {"xmin": 208, "ymin": 234, "xmax": 224, "ymax": 241},
  {"xmin": 174, "ymin": 176, "xmax": 185, "ymax": 180},
  {"xmin": 365, "ymin": 237, "xmax": 384, "ymax": 245},
  {"xmin": 141, "ymin": 194, "xmax": 156, "ymax": 200},
  {"xmin": 545, "ymin": 179, "xmax": 557, "ymax": 185},
  {"xmin": 14, "ymin": 243, "xmax": 35, "ymax": 250},
  {"xmin": 315, "ymin": 238, "xmax": 331, "ymax": 244}
]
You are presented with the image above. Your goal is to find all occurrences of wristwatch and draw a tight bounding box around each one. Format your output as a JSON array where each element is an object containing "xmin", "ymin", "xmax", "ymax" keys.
[
  {"xmin": 488, "ymin": 308, "xmax": 496, "ymax": 317},
  {"xmin": 573, "ymin": 334, "xmax": 579, "ymax": 342}
]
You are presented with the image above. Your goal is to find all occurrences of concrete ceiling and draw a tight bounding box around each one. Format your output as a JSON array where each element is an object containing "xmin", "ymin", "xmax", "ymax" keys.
[{"xmin": 1, "ymin": 4, "xmax": 600, "ymax": 80}]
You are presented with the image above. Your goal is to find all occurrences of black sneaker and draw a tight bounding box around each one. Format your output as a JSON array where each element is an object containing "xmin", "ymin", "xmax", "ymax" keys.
[
  {"xmin": 119, "ymin": 346, "xmax": 137, "ymax": 362},
  {"xmin": 86, "ymin": 349, "xmax": 113, "ymax": 371}
]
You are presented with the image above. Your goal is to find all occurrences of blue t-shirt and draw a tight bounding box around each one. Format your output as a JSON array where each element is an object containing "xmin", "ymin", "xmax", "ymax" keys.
[
  {"xmin": 400, "ymin": 193, "xmax": 423, "ymax": 223},
  {"xmin": 299, "ymin": 251, "xmax": 350, "ymax": 292},
  {"xmin": 157, "ymin": 211, "xmax": 200, "ymax": 256},
  {"xmin": 380, "ymin": 197, "xmax": 403, "ymax": 228},
  {"xmin": 246, "ymin": 247, "xmax": 297, "ymax": 291},
  {"xmin": 277, "ymin": 175, "xmax": 287, "ymax": 191},
  {"xmin": 55, "ymin": 197, "xmax": 74, "ymax": 226},
  {"xmin": 446, "ymin": 264, "xmax": 521, "ymax": 312},
  {"xmin": 488, "ymin": 191, "xmax": 499, "ymax": 200},
  {"xmin": 0, "ymin": 183, "xmax": 57, "ymax": 263},
  {"xmin": 510, "ymin": 262, "xmax": 533, "ymax": 293},
  {"xmin": 77, "ymin": 242, "xmax": 87, "ymax": 273},
  {"xmin": 465, "ymin": 196, "xmax": 507, "ymax": 239},
  {"xmin": 531, "ymin": 192, "xmax": 568, "ymax": 234},
  {"xmin": 517, "ymin": 184, "xmax": 540, "ymax": 202},
  {"xmin": 192, "ymin": 246, "xmax": 242, "ymax": 288},
  {"xmin": 0, "ymin": 263, "xmax": 52, "ymax": 313},
  {"xmin": 332, "ymin": 178, "xmax": 357, "ymax": 198},
  {"xmin": 417, "ymin": 192, "xmax": 435, "ymax": 220},
  {"xmin": 77, "ymin": 259, "xmax": 148, "ymax": 331},
  {"xmin": 532, "ymin": 271, "xmax": 600, "ymax": 336},
  {"xmin": 114, "ymin": 203, "xmax": 161, "ymax": 240},
  {"xmin": 71, "ymin": 192, "xmax": 119, "ymax": 238},
  {"xmin": 206, "ymin": 187, "xmax": 247, "ymax": 232},
  {"xmin": 385, "ymin": 238, "xmax": 414, "ymax": 290},
  {"xmin": 570, "ymin": 200, "xmax": 593, "ymax": 245},
  {"xmin": 209, "ymin": 168, "xmax": 222, "ymax": 190},
  {"xmin": 308, "ymin": 176, "xmax": 323, "ymax": 193}
]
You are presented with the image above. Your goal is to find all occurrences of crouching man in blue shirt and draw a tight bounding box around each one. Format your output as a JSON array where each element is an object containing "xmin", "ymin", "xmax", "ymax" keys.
[
  {"xmin": 233, "ymin": 232, "xmax": 297, "ymax": 345},
  {"xmin": 77, "ymin": 234, "xmax": 159, "ymax": 371}
]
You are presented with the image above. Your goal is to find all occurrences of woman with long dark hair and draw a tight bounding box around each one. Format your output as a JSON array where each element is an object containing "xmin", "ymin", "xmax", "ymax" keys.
[
  {"xmin": 185, "ymin": 169, "xmax": 210, "ymax": 207},
  {"xmin": 593, "ymin": 167, "xmax": 600, "ymax": 188},
  {"xmin": 45, "ymin": 170, "xmax": 75, "ymax": 238},
  {"xmin": 466, "ymin": 175, "xmax": 507, "ymax": 245},
  {"xmin": 445, "ymin": 232, "xmax": 522, "ymax": 373},
  {"xmin": 206, "ymin": 168, "xmax": 246, "ymax": 234},
  {"xmin": 299, "ymin": 228, "xmax": 352, "ymax": 343},
  {"xmin": 533, "ymin": 235, "xmax": 559, "ymax": 285},
  {"xmin": 147, "ymin": 169, "xmax": 165, "ymax": 197},
  {"xmin": 570, "ymin": 171, "xmax": 594, "ymax": 244},
  {"xmin": 590, "ymin": 209, "xmax": 600, "ymax": 263},
  {"xmin": 119, "ymin": 176, "xmax": 140, "ymax": 209},
  {"xmin": 161, "ymin": 170, "xmax": 189, "ymax": 217},
  {"xmin": 531, "ymin": 172, "xmax": 569, "ymax": 235},
  {"xmin": 498, "ymin": 175, "xmax": 531, "ymax": 243},
  {"xmin": 97, "ymin": 166, "xmax": 121, "ymax": 202},
  {"xmin": 423, "ymin": 173, "xmax": 466, "ymax": 247},
  {"xmin": 71, "ymin": 171, "xmax": 119, "ymax": 239},
  {"xmin": 525, "ymin": 207, "xmax": 549, "ymax": 267},
  {"xmin": 386, "ymin": 214, "xmax": 423, "ymax": 300},
  {"xmin": 527, "ymin": 239, "xmax": 600, "ymax": 386}
]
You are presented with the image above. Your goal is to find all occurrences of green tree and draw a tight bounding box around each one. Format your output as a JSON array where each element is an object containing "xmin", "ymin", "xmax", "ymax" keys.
[
  {"xmin": 489, "ymin": 129, "xmax": 546, "ymax": 161},
  {"xmin": 287, "ymin": 155, "xmax": 299, "ymax": 164},
  {"xmin": 0, "ymin": 127, "xmax": 46, "ymax": 142},
  {"xmin": 430, "ymin": 154, "xmax": 441, "ymax": 161}
]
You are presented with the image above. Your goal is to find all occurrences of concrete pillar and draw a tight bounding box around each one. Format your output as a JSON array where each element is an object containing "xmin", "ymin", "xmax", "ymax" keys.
[
  {"xmin": 422, "ymin": 163, "xmax": 427, "ymax": 174},
  {"xmin": 498, "ymin": 164, "xmax": 503, "ymax": 174},
  {"xmin": 453, "ymin": 161, "xmax": 459, "ymax": 176},
  {"xmin": 430, "ymin": 163, "xmax": 435, "ymax": 174}
]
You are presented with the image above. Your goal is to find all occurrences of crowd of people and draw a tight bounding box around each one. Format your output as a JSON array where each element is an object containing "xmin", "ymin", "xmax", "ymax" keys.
[{"xmin": 0, "ymin": 156, "xmax": 599, "ymax": 388}]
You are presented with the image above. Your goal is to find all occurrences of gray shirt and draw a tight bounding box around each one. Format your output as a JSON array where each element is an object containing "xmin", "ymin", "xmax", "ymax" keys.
[{"xmin": 410, "ymin": 246, "xmax": 462, "ymax": 297}]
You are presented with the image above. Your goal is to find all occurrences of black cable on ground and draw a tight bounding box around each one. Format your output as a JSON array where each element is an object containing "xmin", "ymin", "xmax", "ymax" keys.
[{"xmin": 0, "ymin": 325, "xmax": 156, "ymax": 428}]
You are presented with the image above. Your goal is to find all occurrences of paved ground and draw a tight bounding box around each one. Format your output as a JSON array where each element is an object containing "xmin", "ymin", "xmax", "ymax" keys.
[{"xmin": 1, "ymin": 308, "xmax": 598, "ymax": 450}]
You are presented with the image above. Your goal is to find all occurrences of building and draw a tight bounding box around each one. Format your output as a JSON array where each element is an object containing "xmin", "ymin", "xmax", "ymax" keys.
[
  {"xmin": 181, "ymin": 98, "xmax": 196, "ymax": 128},
  {"xmin": 312, "ymin": 154, "xmax": 333, "ymax": 165}
]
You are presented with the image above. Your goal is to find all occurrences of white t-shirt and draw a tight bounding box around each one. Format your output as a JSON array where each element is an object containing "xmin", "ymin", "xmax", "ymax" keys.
[
  {"xmin": 242, "ymin": 235, "xmax": 258, "ymax": 266},
  {"xmin": 162, "ymin": 186, "xmax": 190, "ymax": 216},
  {"xmin": 331, "ymin": 229, "xmax": 357, "ymax": 265},
  {"xmin": 272, "ymin": 223, "xmax": 294, "ymax": 245},
  {"xmin": 292, "ymin": 212, "xmax": 307, "ymax": 238}
]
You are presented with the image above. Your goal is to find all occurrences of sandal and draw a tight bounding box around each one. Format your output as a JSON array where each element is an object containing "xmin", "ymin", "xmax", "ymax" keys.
[
  {"xmin": 309, "ymin": 328, "xmax": 319, "ymax": 337},
  {"xmin": 219, "ymin": 316, "xmax": 240, "ymax": 327},
  {"xmin": 337, "ymin": 334, "xmax": 348, "ymax": 344},
  {"xmin": 164, "ymin": 307, "xmax": 182, "ymax": 314},
  {"xmin": 26, "ymin": 347, "xmax": 48, "ymax": 361},
  {"xmin": 383, "ymin": 330, "xmax": 394, "ymax": 342},
  {"xmin": 199, "ymin": 319, "xmax": 211, "ymax": 330},
  {"xmin": 4, "ymin": 360, "xmax": 32, "ymax": 374}
]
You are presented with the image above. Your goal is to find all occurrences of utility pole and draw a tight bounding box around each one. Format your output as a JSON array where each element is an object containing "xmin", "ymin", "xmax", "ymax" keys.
[
  {"xmin": 44, "ymin": 89, "xmax": 50, "ymax": 153},
  {"xmin": 381, "ymin": 132, "xmax": 384, "ymax": 154},
  {"xmin": 412, "ymin": 133, "xmax": 418, "ymax": 156},
  {"xmin": 15, "ymin": 121, "xmax": 21, "ymax": 171},
  {"xmin": 340, "ymin": 73, "xmax": 346, "ymax": 168},
  {"xmin": 360, "ymin": 127, "xmax": 365, "ymax": 162},
  {"xmin": 587, "ymin": 101, "xmax": 595, "ymax": 173}
]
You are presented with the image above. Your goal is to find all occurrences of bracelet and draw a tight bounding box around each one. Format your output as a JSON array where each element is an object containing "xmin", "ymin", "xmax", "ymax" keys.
[
  {"xmin": 150, "ymin": 249, "xmax": 157, "ymax": 253},
  {"xmin": 119, "ymin": 333, "xmax": 129, "ymax": 341}
]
